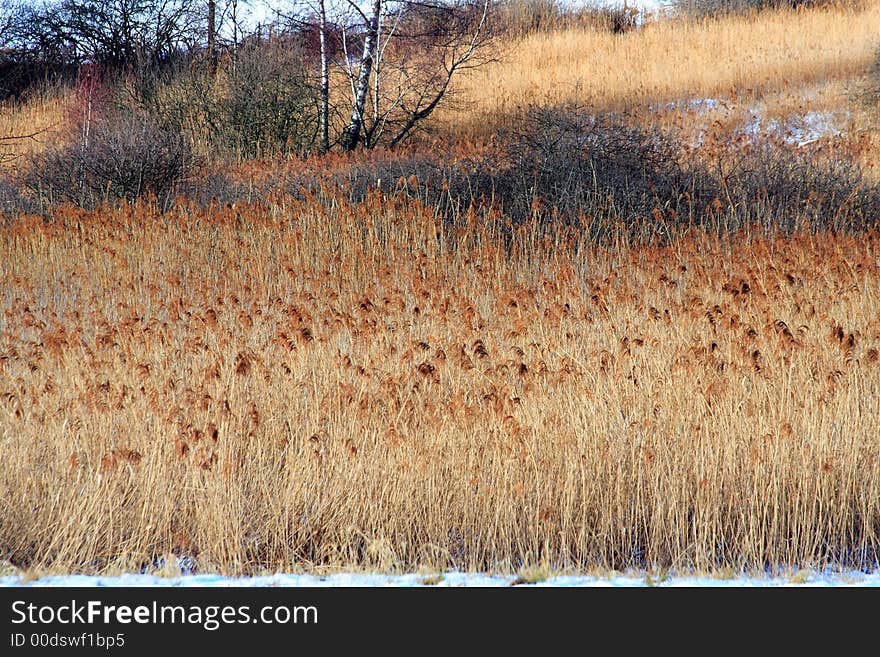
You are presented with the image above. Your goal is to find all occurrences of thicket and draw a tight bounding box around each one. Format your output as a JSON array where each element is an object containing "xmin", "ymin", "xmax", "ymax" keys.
[
  {"xmin": 671, "ymin": 0, "xmax": 864, "ymax": 18},
  {"xmin": 4, "ymin": 101, "xmax": 879, "ymax": 241},
  {"xmin": 211, "ymin": 104, "xmax": 880, "ymax": 243},
  {"xmin": 494, "ymin": 0, "xmax": 642, "ymax": 37}
]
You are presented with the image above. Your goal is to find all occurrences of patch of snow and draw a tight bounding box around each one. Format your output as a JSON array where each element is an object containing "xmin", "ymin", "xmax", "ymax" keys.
[
  {"xmin": 650, "ymin": 95, "xmax": 848, "ymax": 148},
  {"xmin": 785, "ymin": 110, "xmax": 846, "ymax": 147},
  {"xmin": 2, "ymin": 570, "xmax": 879, "ymax": 587},
  {"xmin": 736, "ymin": 107, "xmax": 847, "ymax": 147},
  {"xmin": 650, "ymin": 97, "xmax": 727, "ymax": 115}
]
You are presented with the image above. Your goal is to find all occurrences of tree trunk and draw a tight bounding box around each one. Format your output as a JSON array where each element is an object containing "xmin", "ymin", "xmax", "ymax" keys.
[
  {"xmin": 341, "ymin": 0, "xmax": 381, "ymax": 152},
  {"xmin": 207, "ymin": 0, "xmax": 216, "ymax": 70},
  {"xmin": 318, "ymin": 0, "xmax": 329, "ymax": 153}
]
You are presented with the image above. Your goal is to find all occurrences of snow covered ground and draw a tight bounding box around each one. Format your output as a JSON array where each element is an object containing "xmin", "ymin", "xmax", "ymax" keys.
[
  {"xmin": 650, "ymin": 96, "xmax": 849, "ymax": 148},
  {"xmin": 599, "ymin": 0, "xmax": 677, "ymax": 16},
  {"xmin": 737, "ymin": 108, "xmax": 848, "ymax": 147},
  {"xmin": 2, "ymin": 571, "xmax": 879, "ymax": 587}
]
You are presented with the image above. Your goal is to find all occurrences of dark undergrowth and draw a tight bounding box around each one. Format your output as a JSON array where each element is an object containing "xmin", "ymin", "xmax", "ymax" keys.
[{"xmin": 3, "ymin": 103, "xmax": 879, "ymax": 244}]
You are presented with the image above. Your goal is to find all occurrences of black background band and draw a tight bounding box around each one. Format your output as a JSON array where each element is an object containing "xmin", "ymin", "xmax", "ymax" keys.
[{"xmin": 0, "ymin": 584, "xmax": 871, "ymax": 653}]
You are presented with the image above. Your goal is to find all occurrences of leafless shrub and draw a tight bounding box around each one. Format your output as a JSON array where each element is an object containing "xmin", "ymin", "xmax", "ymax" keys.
[
  {"xmin": 495, "ymin": 0, "xmax": 641, "ymax": 37},
  {"xmin": 722, "ymin": 145, "xmax": 880, "ymax": 233},
  {"xmin": 491, "ymin": 105, "xmax": 714, "ymax": 239},
  {"xmin": 27, "ymin": 111, "xmax": 197, "ymax": 209},
  {"xmin": 123, "ymin": 38, "xmax": 318, "ymax": 160},
  {"xmin": 219, "ymin": 38, "xmax": 318, "ymax": 158},
  {"xmin": 672, "ymin": 0, "xmax": 863, "ymax": 18},
  {"xmin": 0, "ymin": 174, "xmax": 34, "ymax": 219}
]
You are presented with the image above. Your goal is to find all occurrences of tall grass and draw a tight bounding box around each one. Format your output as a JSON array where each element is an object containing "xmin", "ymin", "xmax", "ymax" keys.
[
  {"xmin": 441, "ymin": 2, "xmax": 880, "ymax": 135},
  {"xmin": 1, "ymin": 192, "xmax": 878, "ymax": 575},
  {"xmin": 1, "ymin": 1, "xmax": 879, "ymax": 578},
  {"xmin": 0, "ymin": 90, "xmax": 67, "ymax": 168}
]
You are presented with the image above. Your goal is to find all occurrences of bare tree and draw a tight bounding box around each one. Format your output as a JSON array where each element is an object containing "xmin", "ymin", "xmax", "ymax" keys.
[
  {"xmin": 207, "ymin": 0, "xmax": 217, "ymax": 68},
  {"xmin": 0, "ymin": 0, "xmax": 19, "ymax": 45},
  {"xmin": 12, "ymin": 0, "xmax": 199, "ymax": 70},
  {"xmin": 1, "ymin": 0, "xmax": 77, "ymax": 99},
  {"xmin": 214, "ymin": 0, "xmax": 255, "ymax": 69},
  {"xmin": 337, "ymin": 0, "xmax": 494, "ymax": 151},
  {"xmin": 384, "ymin": 0, "xmax": 492, "ymax": 148}
]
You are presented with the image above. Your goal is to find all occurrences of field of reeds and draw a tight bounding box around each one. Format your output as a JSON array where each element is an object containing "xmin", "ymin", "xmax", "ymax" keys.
[
  {"xmin": 1, "ymin": 1, "xmax": 880, "ymax": 577},
  {"xmin": 1, "ymin": 187, "xmax": 879, "ymax": 575}
]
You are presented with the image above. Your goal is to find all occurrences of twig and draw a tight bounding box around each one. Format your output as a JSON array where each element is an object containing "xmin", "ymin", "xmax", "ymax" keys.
[{"xmin": 0, "ymin": 126, "xmax": 49, "ymax": 142}]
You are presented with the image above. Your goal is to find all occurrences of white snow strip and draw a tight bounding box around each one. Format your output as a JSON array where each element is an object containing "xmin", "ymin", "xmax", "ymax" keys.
[
  {"xmin": 594, "ymin": 0, "xmax": 677, "ymax": 15},
  {"xmin": 648, "ymin": 95, "xmax": 847, "ymax": 148},
  {"xmin": 2, "ymin": 571, "xmax": 878, "ymax": 587}
]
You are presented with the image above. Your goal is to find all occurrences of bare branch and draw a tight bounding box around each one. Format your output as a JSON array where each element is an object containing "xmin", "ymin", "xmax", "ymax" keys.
[{"xmin": 0, "ymin": 127, "xmax": 49, "ymax": 142}]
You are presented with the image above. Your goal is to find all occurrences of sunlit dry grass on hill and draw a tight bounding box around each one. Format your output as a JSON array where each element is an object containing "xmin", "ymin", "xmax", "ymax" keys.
[
  {"xmin": 1, "ymin": 194, "xmax": 878, "ymax": 574},
  {"xmin": 0, "ymin": 92, "xmax": 67, "ymax": 169},
  {"xmin": 440, "ymin": 3, "xmax": 880, "ymax": 137}
]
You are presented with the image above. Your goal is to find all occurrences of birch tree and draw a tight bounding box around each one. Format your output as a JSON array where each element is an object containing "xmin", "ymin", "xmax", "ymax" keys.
[
  {"xmin": 318, "ymin": 0, "xmax": 330, "ymax": 152},
  {"xmin": 337, "ymin": 0, "xmax": 494, "ymax": 151},
  {"xmin": 339, "ymin": 0, "xmax": 381, "ymax": 150}
]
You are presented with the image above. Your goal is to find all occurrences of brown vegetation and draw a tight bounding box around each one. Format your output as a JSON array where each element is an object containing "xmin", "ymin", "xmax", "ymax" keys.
[
  {"xmin": 1, "ymin": 1, "xmax": 879, "ymax": 578},
  {"xmin": 1, "ymin": 191, "xmax": 878, "ymax": 574}
]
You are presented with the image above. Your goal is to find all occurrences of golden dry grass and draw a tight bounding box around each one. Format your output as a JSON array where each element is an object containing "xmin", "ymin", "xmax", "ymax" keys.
[
  {"xmin": 441, "ymin": 3, "xmax": 880, "ymax": 136},
  {"xmin": 1, "ymin": 194, "xmax": 879, "ymax": 575},
  {"xmin": 1, "ymin": 5, "xmax": 879, "ymax": 577},
  {"xmin": 0, "ymin": 92, "xmax": 69, "ymax": 170}
]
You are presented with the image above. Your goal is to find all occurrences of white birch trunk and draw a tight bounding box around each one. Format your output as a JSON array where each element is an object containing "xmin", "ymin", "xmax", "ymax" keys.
[
  {"xmin": 319, "ymin": 0, "xmax": 330, "ymax": 153},
  {"xmin": 341, "ymin": 0, "xmax": 381, "ymax": 151}
]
